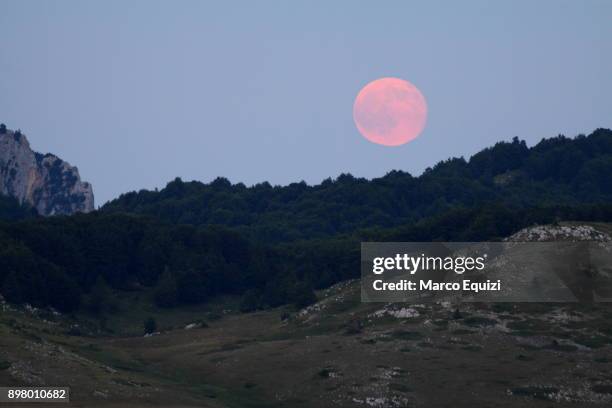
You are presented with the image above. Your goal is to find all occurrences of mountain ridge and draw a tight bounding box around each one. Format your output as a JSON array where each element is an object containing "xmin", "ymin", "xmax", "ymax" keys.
[{"xmin": 103, "ymin": 128, "xmax": 612, "ymax": 242}]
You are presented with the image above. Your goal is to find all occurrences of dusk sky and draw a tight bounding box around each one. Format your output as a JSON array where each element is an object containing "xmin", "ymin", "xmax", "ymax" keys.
[{"xmin": 1, "ymin": 0, "xmax": 611, "ymax": 205}]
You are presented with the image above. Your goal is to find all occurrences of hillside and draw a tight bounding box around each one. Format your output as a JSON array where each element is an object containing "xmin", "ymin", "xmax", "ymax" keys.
[
  {"xmin": 2, "ymin": 128, "xmax": 612, "ymax": 406},
  {"xmin": 2, "ymin": 224, "xmax": 612, "ymax": 408},
  {"xmin": 103, "ymin": 129, "xmax": 612, "ymax": 242},
  {"xmin": 3, "ymin": 201, "xmax": 612, "ymax": 314},
  {"xmin": 3, "ymin": 129, "xmax": 612, "ymax": 314}
]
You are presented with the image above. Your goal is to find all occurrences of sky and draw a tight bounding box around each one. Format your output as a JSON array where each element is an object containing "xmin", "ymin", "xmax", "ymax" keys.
[{"xmin": 1, "ymin": 0, "xmax": 611, "ymax": 205}]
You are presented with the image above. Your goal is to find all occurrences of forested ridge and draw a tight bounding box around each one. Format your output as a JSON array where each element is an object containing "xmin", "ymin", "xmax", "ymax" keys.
[
  {"xmin": 103, "ymin": 129, "xmax": 612, "ymax": 242},
  {"xmin": 1, "ymin": 129, "xmax": 612, "ymax": 314}
]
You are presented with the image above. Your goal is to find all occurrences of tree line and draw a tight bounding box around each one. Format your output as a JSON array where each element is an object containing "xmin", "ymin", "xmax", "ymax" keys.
[
  {"xmin": 102, "ymin": 129, "xmax": 612, "ymax": 242},
  {"xmin": 1, "ymin": 129, "xmax": 612, "ymax": 314}
]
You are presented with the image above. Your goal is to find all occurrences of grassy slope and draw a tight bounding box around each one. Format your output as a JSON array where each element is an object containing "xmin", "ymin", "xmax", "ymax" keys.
[{"xmin": 2, "ymin": 223, "xmax": 612, "ymax": 407}]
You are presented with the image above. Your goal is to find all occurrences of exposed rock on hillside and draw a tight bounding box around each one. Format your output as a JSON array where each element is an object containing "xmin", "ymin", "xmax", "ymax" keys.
[
  {"xmin": 507, "ymin": 224, "xmax": 611, "ymax": 242},
  {"xmin": 0, "ymin": 125, "xmax": 94, "ymax": 215}
]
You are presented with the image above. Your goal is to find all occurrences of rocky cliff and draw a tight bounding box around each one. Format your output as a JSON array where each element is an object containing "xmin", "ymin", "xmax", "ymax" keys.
[{"xmin": 0, "ymin": 125, "xmax": 94, "ymax": 215}]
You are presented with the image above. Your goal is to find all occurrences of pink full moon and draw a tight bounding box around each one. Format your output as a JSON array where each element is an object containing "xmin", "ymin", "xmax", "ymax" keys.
[{"xmin": 353, "ymin": 77, "xmax": 428, "ymax": 146}]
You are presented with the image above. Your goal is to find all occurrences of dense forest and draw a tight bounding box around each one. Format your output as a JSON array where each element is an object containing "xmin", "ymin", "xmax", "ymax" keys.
[
  {"xmin": 0, "ymin": 213, "xmax": 315, "ymax": 313},
  {"xmin": 1, "ymin": 129, "xmax": 612, "ymax": 315},
  {"xmin": 0, "ymin": 195, "xmax": 38, "ymax": 221},
  {"xmin": 103, "ymin": 129, "xmax": 612, "ymax": 242}
]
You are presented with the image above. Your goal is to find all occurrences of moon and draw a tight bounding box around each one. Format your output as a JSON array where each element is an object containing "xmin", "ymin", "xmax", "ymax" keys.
[{"xmin": 353, "ymin": 77, "xmax": 428, "ymax": 146}]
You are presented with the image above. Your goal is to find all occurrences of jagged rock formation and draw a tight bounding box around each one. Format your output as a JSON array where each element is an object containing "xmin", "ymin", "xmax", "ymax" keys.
[{"xmin": 0, "ymin": 125, "xmax": 94, "ymax": 215}]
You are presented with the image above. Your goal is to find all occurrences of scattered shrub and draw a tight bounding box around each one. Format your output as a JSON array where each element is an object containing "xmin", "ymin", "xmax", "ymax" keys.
[{"xmin": 144, "ymin": 317, "xmax": 157, "ymax": 334}]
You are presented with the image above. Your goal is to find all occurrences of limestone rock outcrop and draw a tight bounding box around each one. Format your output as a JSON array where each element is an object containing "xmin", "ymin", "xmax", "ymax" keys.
[{"xmin": 0, "ymin": 125, "xmax": 94, "ymax": 215}]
